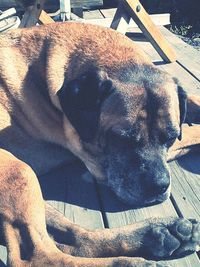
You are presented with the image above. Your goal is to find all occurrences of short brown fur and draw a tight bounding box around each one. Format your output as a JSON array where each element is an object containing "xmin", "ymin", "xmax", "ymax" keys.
[{"xmin": 0, "ymin": 22, "xmax": 200, "ymax": 266}]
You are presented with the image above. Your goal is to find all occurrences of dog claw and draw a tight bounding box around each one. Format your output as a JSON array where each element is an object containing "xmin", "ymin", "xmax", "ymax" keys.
[{"xmin": 146, "ymin": 219, "xmax": 200, "ymax": 258}]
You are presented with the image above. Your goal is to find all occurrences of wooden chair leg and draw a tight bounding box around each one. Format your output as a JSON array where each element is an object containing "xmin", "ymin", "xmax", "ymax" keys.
[
  {"xmin": 39, "ymin": 10, "xmax": 54, "ymax": 24},
  {"xmin": 110, "ymin": 1, "xmax": 130, "ymax": 34},
  {"xmin": 19, "ymin": 0, "xmax": 53, "ymax": 28},
  {"xmin": 111, "ymin": 0, "xmax": 176, "ymax": 63},
  {"xmin": 60, "ymin": 0, "xmax": 71, "ymax": 21}
]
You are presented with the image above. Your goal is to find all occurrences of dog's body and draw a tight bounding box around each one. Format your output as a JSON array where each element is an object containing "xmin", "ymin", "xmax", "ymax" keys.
[
  {"xmin": 0, "ymin": 22, "xmax": 200, "ymax": 266},
  {"xmin": 0, "ymin": 22, "xmax": 152, "ymax": 172},
  {"xmin": 0, "ymin": 22, "xmax": 154, "ymax": 175}
]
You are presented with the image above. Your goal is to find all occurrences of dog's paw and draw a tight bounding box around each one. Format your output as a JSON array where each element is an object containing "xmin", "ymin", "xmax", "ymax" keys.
[
  {"xmin": 145, "ymin": 262, "xmax": 170, "ymax": 267},
  {"xmin": 113, "ymin": 259, "xmax": 170, "ymax": 267},
  {"xmin": 146, "ymin": 219, "xmax": 200, "ymax": 258},
  {"xmin": 140, "ymin": 262, "xmax": 170, "ymax": 267}
]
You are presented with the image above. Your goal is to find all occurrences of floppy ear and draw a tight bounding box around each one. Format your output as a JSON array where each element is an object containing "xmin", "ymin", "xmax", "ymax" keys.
[
  {"xmin": 177, "ymin": 84, "xmax": 187, "ymax": 140},
  {"xmin": 57, "ymin": 70, "xmax": 114, "ymax": 142}
]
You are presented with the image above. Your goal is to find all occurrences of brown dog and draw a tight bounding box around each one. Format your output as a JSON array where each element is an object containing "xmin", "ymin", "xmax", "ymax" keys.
[{"xmin": 0, "ymin": 22, "xmax": 200, "ymax": 267}]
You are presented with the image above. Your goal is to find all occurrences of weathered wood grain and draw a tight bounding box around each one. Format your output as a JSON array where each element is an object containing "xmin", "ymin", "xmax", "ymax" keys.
[
  {"xmin": 81, "ymin": 15, "xmax": 170, "ymax": 31},
  {"xmin": 41, "ymin": 164, "xmax": 104, "ymax": 230},
  {"xmin": 110, "ymin": 1, "xmax": 130, "ymax": 34},
  {"xmin": 130, "ymin": 30, "xmax": 200, "ymax": 96},
  {"xmin": 97, "ymin": 181, "xmax": 200, "ymax": 266},
  {"xmin": 160, "ymin": 27, "xmax": 200, "ymax": 82},
  {"xmin": 121, "ymin": 0, "xmax": 176, "ymax": 62},
  {"xmin": 169, "ymin": 154, "xmax": 200, "ymax": 219},
  {"xmin": 72, "ymin": 0, "xmax": 103, "ymax": 8},
  {"xmin": 83, "ymin": 9, "xmax": 103, "ymax": 20},
  {"xmin": 0, "ymin": 247, "xmax": 6, "ymax": 266},
  {"xmin": 101, "ymin": 8, "xmax": 170, "ymax": 27},
  {"xmin": 39, "ymin": 10, "xmax": 55, "ymax": 24}
]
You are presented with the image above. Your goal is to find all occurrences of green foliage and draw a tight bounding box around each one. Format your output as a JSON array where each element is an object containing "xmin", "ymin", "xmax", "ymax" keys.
[{"xmin": 141, "ymin": 0, "xmax": 200, "ymax": 37}]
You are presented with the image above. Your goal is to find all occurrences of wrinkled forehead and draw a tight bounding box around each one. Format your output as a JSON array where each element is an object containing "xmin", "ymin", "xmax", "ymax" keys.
[{"xmin": 100, "ymin": 78, "xmax": 180, "ymax": 134}]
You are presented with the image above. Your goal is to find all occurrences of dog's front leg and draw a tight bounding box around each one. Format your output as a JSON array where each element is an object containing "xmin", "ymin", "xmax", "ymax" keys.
[
  {"xmin": 45, "ymin": 206, "xmax": 200, "ymax": 260},
  {"xmin": 0, "ymin": 149, "xmax": 165, "ymax": 267},
  {"xmin": 0, "ymin": 149, "xmax": 66, "ymax": 266},
  {"xmin": 46, "ymin": 203, "xmax": 154, "ymax": 258}
]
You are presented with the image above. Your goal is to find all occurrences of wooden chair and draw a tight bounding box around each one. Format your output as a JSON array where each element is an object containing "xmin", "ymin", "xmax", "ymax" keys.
[
  {"xmin": 19, "ymin": 0, "xmax": 53, "ymax": 28},
  {"xmin": 19, "ymin": 0, "xmax": 176, "ymax": 63},
  {"xmin": 19, "ymin": 0, "xmax": 103, "ymax": 27},
  {"xmin": 110, "ymin": 0, "xmax": 176, "ymax": 62}
]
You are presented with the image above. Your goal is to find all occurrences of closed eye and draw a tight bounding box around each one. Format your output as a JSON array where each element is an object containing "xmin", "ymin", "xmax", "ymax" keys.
[
  {"xmin": 106, "ymin": 129, "xmax": 131, "ymax": 146},
  {"xmin": 159, "ymin": 125, "xmax": 180, "ymax": 146},
  {"xmin": 159, "ymin": 132, "xmax": 178, "ymax": 147},
  {"xmin": 166, "ymin": 137, "xmax": 177, "ymax": 147},
  {"xmin": 106, "ymin": 129, "xmax": 144, "ymax": 149}
]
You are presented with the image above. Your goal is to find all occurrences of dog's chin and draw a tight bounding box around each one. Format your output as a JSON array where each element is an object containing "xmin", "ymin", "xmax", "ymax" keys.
[
  {"xmin": 143, "ymin": 191, "xmax": 170, "ymax": 207},
  {"xmin": 112, "ymin": 188, "xmax": 170, "ymax": 208}
]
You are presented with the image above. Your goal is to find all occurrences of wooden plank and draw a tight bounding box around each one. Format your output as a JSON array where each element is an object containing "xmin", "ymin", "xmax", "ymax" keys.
[
  {"xmin": 110, "ymin": 2, "xmax": 130, "ymax": 35},
  {"xmin": 0, "ymin": 164, "xmax": 104, "ymax": 263},
  {"xmin": 40, "ymin": 163, "xmax": 104, "ymax": 230},
  {"xmin": 120, "ymin": 0, "xmax": 176, "ymax": 63},
  {"xmin": 159, "ymin": 27, "xmax": 200, "ymax": 82},
  {"xmin": 160, "ymin": 62, "xmax": 200, "ymax": 95},
  {"xmin": 72, "ymin": 7, "xmax": 83, "ymax": 19},
  {"xmin": 81, "ymin": 17, "xmax": 128, "ymax": 28},
  {"xmin": 98, "ymin": 184, "xmax": 177, "ymax": 228},
  {"xmin": 83, "ymin": 9, "xmax": 103, "ymax": 20},
  {"xmin": 97, "ymin": 182, "xmax": 200, "ymax": 266},
  {"xmin": 169, "ymin": 154, "xmax": 200, "ymax": 219},
  {"xmin": 0, "ymin": 246, "xmax": 7, "ymax": 265},
  {"xmin": 71, "ymin": 0, "xmax": 103, "ymax": 8},
  {"xmin": 39, "ymin": 10, "xmax": 54, "ymax": 24},
  {"xmin": 101, "ymin": 8, "xmax": 171, "ymax": 27},
  {"xmin": 130, "ymin": 30, "xmax": 200, "ymax": 96},
  {"xmin": 136, "ymin": 13, "xmax": 170, "ymax": 27},
  {"xmin": 82, "ymin": 14, "xmax": 170, "ymax": 30},
  {"xmin": 99, "ymin": 8, "xmax": 117, "ymax": 18},
  {"xmin": 19, "ymin": 1, "xmax": 44, "ymax": 28},
  {"xmin": 62, "ymin": 169, "xmax": 104, "ymax": 230}
]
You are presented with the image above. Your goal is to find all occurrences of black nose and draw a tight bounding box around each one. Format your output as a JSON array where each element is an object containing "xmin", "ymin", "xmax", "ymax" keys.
[
  {"xmin": 144, "ymin": 173, "xmax": 170, "ymax": 196},
  {"xmin": 152, "ymin": 179, "xmax": 170, "ymax": 195}
]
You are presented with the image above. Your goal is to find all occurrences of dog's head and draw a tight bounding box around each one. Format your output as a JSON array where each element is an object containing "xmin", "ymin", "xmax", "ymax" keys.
[{"xmin": 57, "ymin": 65, "xmax": 187, "ymax": 206}]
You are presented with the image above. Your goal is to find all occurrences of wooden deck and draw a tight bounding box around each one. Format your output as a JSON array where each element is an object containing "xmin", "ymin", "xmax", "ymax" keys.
[{"xmin": 1, "ymin": 8, "xmax": 200, "ymax": 267}]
